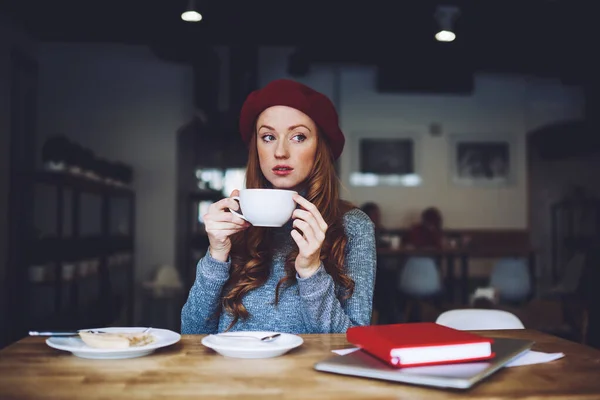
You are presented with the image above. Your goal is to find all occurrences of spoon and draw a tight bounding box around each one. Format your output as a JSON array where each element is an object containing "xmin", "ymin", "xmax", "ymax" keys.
[{"xmin": 213, "ymin": 333, "xmax": 281, "ymax": 342}]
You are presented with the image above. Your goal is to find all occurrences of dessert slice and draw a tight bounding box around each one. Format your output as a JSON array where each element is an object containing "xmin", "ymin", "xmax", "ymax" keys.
[{"xmin": 79, "ymin": 331, "xmax": 155, "ymax": 349}]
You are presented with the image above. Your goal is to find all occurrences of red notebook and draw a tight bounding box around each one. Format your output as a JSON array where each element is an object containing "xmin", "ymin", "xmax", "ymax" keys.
[{"xmin": 346, "ymin": 323, "xmax": 495, "ymax": 367}]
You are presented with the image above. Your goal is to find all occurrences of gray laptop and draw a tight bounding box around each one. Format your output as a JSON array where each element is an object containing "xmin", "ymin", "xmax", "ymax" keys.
[{"xmin": 314, "ymin": 337, "xmax": 534, "ymax": 390}]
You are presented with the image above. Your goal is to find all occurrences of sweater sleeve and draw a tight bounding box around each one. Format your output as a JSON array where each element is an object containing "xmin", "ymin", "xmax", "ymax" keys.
[
  {"xmin": 296, "ymin": 209, "xmax": 377, "ymax": 333},
  {"xmin": 180, "ymin": 250, "xmax": 230, "ymax": 334}
]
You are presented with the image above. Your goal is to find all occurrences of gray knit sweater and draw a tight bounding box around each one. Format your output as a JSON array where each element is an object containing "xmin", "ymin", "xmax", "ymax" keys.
[{"xmin": 180, "ymin": 208, "xmax": 376, "ymax": 334}]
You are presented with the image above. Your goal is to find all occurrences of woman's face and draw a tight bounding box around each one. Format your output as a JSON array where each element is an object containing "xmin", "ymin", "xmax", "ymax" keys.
[{"xmin": 256, "ymin": 106, "xmax": 318, "ymax": 191}]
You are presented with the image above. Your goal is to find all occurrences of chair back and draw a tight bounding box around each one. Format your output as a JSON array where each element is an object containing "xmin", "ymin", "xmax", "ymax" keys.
[
  {"xmin": 398, "ymin": 257, "xmax": 442, "ymax": 298},
  {"xmin": 490, "ymin": 257, "xmax": 531, "ymax": 302},
  {"xmin": 436, "ymin": 308, "xmax": 525, "ymax": 330}
]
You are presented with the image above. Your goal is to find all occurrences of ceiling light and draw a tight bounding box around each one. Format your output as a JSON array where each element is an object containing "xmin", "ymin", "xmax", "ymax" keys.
[
  {"xmin": 182, "ymin": 0, "xmax": 202, "ymax": 22},
  {"xmin": 434, "ymin": 5, "xmax": 460, "ymax": 42},
  {"xmin": 182, "ymin": 11, "xmax": 202, "ymax": 22},
  {"xmin": 435, "ymin": 30, "xmax": 456, "ymax": 42}
]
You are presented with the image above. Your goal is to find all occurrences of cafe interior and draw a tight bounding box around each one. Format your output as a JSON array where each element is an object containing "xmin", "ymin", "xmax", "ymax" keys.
[{"xmin": 1, "ymin": 0, "xmax": 600, "ymax": 398}]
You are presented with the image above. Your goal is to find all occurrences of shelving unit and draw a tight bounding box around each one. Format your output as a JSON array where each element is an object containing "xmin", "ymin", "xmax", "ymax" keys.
[
  {"xmin": 551, "ymin": 194, "xmax": 600, "ymax": 283},
  {"xmin": 25, "ymin": 170, "xmax": 135, "ymax": 331}
]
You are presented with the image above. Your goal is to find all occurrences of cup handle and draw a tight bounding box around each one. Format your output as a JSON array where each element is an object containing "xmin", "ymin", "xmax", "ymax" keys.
[{"xmin": 228, "ymin": 196, "xmax": 250, "ymax": 223}]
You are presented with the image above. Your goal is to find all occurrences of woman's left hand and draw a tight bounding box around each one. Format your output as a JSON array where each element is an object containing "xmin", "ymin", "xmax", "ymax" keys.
[{"xmin": 291, "ymin": 194, "xmax": 328, "ymax": 278}]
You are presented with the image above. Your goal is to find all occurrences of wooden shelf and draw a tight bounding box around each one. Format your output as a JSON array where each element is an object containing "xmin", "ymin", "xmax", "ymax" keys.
[
  {"xmin": 31, "ymin": 235, "xmax": 133, "ymax": 255},
  {"xmin": 21, "ymin": 169, "xmax": 137, "ymax": 332},
  {"xmin": 35, "ymin": 170, "xmax": 133, "ymax": 197}
]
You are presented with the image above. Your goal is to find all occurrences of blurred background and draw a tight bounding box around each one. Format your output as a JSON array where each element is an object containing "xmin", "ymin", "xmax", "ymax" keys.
[{"xmin": 1, "ymin": 0, "xmax": 599, "ymax": 349}]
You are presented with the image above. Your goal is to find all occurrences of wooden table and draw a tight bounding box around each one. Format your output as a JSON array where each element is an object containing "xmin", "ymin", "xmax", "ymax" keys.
[{"xmin": 1, "ymin": 329, "xmax": 599, "ymax": 399}]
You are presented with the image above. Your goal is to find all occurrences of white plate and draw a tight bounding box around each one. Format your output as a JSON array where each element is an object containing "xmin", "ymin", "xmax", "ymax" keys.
[
  {"xmin": 46, "ymin": 327, "xmax": 181, "ymax": 359},
  {"xmin": 201, "ymin": 331, "xmax": 303, "ymax": 359}
]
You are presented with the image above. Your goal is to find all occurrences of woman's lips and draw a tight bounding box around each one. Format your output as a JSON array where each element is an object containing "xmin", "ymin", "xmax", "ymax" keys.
[{"xmin": 273, "ymin": 165, "xmax": 293, "ymax": 176}]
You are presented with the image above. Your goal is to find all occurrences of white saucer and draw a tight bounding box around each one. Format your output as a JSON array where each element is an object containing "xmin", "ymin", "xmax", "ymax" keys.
[
  {"xmin": 201, "ymin": 331, "xmax": 303, "ymax": 359},
  {"xmin": 46, "ymin": 327, "xmax": 181, "ymax": 359}
]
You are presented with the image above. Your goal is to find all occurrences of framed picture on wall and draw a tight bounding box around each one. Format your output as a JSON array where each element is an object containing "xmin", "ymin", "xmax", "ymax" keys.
[
  {"xmin": 449, "ymin": 134, "xmax": 516, "ymax": 187},
  {"xmin": 349, "ymin": 133, "xmax": 422, "ymax": 187},
  {"xmin": 360, "ymin": 138, "xmax": 414, "ymax": 175}
]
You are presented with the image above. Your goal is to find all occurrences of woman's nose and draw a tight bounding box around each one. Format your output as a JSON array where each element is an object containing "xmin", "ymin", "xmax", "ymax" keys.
[{"xmin": 274, "ymin": 140, "xmax": 289, "ymax": 158}]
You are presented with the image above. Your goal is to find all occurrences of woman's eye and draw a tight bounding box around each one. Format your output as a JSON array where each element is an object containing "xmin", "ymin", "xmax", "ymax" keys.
[
  {"xmin": 261, "ymin": 134, "xmax": 275, "ymax": 142},
  {"xmin": 292, "ymin": 134, "xmax": 307, "ymax": 143}
]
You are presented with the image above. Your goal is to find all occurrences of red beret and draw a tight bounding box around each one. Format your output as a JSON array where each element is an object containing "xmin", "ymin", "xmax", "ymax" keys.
[{"xmin": 239, "ymin": 79, "xmax": 345, "ymax": 160}]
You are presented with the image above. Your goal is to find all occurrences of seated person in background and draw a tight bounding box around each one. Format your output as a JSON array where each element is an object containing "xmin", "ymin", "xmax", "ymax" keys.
[{"xmin": 407, "ymin": 207, "xmax": 444, "ymax": 249}]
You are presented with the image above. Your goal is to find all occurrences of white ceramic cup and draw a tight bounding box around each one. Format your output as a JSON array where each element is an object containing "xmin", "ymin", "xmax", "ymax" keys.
[{"xmin": 229, "ymin": 189, "xmax": 297, "ymax": 227}]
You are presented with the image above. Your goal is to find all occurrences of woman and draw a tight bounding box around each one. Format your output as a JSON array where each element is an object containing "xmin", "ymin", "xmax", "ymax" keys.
[{"xmin": 181, "ymin": 79, "xmax": 376, "ymax": 334}]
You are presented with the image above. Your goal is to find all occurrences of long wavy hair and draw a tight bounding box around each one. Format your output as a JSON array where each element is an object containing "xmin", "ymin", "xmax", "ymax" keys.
[{"xmin": 221, "ymin": 130, "xmax": 355, "ymax": 330}]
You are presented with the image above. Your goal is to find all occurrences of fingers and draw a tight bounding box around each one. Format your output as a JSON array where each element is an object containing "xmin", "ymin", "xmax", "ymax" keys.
[
  {"xmin": 292, "ymin": 209, "xmax": 326, "ymax": 243},
  {"xmin": 292, "ymin": 218, "xmax": 317, "ymax": 244},
  {"xmin": 291, "ymin": 198, "xmax": 327, "ymax": 258},
  {"xmin": 204, "ymin": 204, "xmax": 247, "ymax": 225},
  {"xmin": 204, "ymin": 191, "xmax": 250, "ymax": 234},
  {"xmin": 290, "ymin": 228, "xmax": 307, "ymax": 248},
  {"xmin": 293, "ymin": 194, "xmax": 328, "ymax": 232},
  {"xmin": 206, "ymin": 214, "xmax": 248, "ymax": 229},
  {"xmin": 209, "ymin": 196, "xmax": 241, "ymax": 213},
  {"xmin": 205, "ymin": 191, "xmax": 246, "ymax": 223}
]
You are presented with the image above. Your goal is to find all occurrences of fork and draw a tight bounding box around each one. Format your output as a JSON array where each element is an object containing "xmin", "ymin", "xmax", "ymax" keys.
[
  {"xmin": 29, "ymin": 327, "xmax": 152, "ymax": 337},
  {"xmin": 29, "ymin": 330, "xmax": 103, "ymax": 337}
]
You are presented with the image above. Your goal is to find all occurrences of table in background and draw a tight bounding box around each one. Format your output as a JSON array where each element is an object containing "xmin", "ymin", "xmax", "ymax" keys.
[{"xmin": 1, "ymin": 330, "xmax": 599, "ymax": 399}]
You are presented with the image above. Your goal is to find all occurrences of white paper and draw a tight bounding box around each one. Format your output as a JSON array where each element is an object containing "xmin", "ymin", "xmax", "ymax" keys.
[
  {"xmin": 332, "ymin": 347, "xmax": 360, "ymax": 355},
  {"xmin": 505, "ymin": 350, "xmax": 565, "ymax": 367},
  {"xmin": 331, "ymin": 348, "xmax": 565, "ymax": 367}
]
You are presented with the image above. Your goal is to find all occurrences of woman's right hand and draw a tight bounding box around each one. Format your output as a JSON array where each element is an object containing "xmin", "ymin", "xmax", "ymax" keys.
[{"xmin": 203, "ymin": 189, "xmax": 250, "ymax": 262}]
